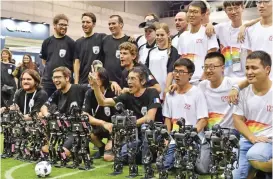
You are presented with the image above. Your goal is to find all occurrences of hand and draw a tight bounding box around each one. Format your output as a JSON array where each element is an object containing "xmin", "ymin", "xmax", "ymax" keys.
[
  {"xmin": 228, "ymin": 89, "xmax": 239, "ymax": 105},
  {"xmin": 88, "ymin": 72, "xmax": 99, "ymax": 87},
  {"xmin": 128, "ymin": 36, "xmax": 136, "ymax": 43},
  {"xmin": 9, "ymin": 104, "xmax": 19, "ymax": 111},
  {"xmin": 121, "ymin": 88, "xmax": 130, "ymax": 94},
  {"xmin": 103, "ymin": 122, "xmax": 113, "ymax": 133},
  {"xmin": 16, "ymin": 62, "xmax": 22, "ymax": 68},
  {"xmin": 237, "ymin": 25, "xmax": 247, "ymax": 43},
  {"xmin": 205, "ymin": 23, "xmax": 215, "ymax": 38},
  {"xmin": 168, "ymin": 84, "xmax": 178, "ymax": 95},
  {"xmin": 24, "ymin": 114, "xmax": 32, "ymax": 121},
  {"xmin": 0, "ymin": 107, "xmax": 6, "ymax": 114},
  {"xmin": 249, "ymin": 135, "xmax": 271, "ymax": 144},
  {"xmin": 111, "ymin": 82, "xmax": 121, "ymax": 95}
]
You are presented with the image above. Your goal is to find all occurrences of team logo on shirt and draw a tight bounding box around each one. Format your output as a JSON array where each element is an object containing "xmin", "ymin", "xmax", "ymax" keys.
[
  {"xmin": 104, "ymin": 107, "xmax": 111, "ymax": 116},
  {"xmin": 116, "ymin": 50, "xmax": 120, "ymax": 59},
  {"xmin": 184, "ymin": 103, "xmax": 191, "ymax": 110},
  {"xmin": 8, "ymin": 69, "xmax": 12, "ymax": 74},
  {"xmin": 93, "ymin": 46, "xmax": 100, "ymax": 54},
  {"xmin": 141, "ymin": 106, "xmax": 147, "ymax": 116},
  {"xmin": 196, "ymin": 39, "xmax": 203, "ymax": 43},
  {"xmin": 59, "ymin": 49, "xmax": 66, "ymax": 58}
]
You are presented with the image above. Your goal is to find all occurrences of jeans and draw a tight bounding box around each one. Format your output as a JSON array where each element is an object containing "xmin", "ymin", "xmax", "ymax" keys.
[{"xmin": 233, "ymin": 139, "xmax": 272, "ymax": 179}]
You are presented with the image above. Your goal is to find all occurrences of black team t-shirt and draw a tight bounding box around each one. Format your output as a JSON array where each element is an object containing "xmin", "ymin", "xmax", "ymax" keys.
[
  {"xmin": 14, "ymin": 88, "xmax": 48, "ymax": 114},
  {"xmin": 74, "ymin": 33, "xmax": 106, "ymax": 84},
  {"xmin": 82, "ymin": 87, "xmax": 116, "ymax": 123},
  {"xmin": 102, "ymin": 35, "xmax": 134, "ymax": 85},
  {"xmin": 40, "ymin": 35, "xmax": 75, "ymax": 87},
  {"xmin": 45, "ymin": 84, "xmax": 89, "ymax": 114},
  {"xmin": 120, "ymin": 62, "xmax": 158, "ymax": 89},
  {"xmin": 1, "ymin": 62, "xmax": 16, "ymax": 88},
  {"xmin": 113, "ymin": 88, "xmax": 162, "ymax": 123}
]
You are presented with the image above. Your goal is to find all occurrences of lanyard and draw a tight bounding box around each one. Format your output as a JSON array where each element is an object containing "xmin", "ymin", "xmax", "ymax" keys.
[
  {"xmin": 92, "ymin": 89, "xmax": 107, "ymax": 116},
  {"xmin": 24, "ymin": 90, "xmax": 37, "ymax": 115}
]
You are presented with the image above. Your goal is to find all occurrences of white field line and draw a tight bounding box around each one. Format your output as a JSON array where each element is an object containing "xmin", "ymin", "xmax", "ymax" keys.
[
  {"xmin": 5, "ymin": 163, "xmax": 32, "ymax": 179},
  {"xmin": 48, "ymin": 163, "xmax": 113, "ymax": 179}
]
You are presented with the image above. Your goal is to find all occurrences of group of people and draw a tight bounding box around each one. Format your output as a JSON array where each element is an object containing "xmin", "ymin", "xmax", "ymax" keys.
[{"xmin": 1, "ymin": 0, "xmax": 272, "ymax": 178}]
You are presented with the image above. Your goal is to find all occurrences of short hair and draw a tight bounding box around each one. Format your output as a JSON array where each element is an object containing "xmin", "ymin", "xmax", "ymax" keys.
[
  {"xmin": 247, "ymin": 51, "xmax": 272, "ymax": 68},
  {"xmin": 129, "ymin": 66, "xmax": 148, "ymax": 84},
  {"xmin": 174, "ymin": 58, "xmax": 195, "ymax": 74},
  {"xmin": 109, "ymin": 15, "xmax": 123, "ymax": 24},
  {"xmin": 145, "ymin": 13, "xmax": 159, "ymax": 22},
  {"xmin": 97, "ymin": 67, "xmax": 110, "ymax": 89},
  {"xmin": 53, "ymin": 14, "xmax": 69, "ymax": 25},
  {"xmin": 223, "ymin": 1, "xmax": 244, "ymax": 8},
  {"xmin": 82, "ymin": 12, "xmax": 96, "ymax": 23},
  {"xmin": 189, "ymin": 1, "xmax": 207, "ymax": 14},
  {"xmin": 205, "ymin": 52, "xmax": 225, "ymax": 65},
  {"xmin": 1, "ymin": 49, "xmax": 12, "ymax": 62},
  {"xmin": 119, "ymin": 42, "xmax": 138, "ymax": 61},
  {"xmin": 52, "ymin": 66, "xmax": 71, "ymax": 78},
  {"xmin": 21, "ymin": 69, "xmax": 41, "ymax": 88}
]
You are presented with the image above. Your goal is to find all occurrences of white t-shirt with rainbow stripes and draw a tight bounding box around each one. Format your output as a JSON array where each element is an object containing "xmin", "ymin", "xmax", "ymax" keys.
[{"xmin": 233, "ymin": 83, "xmax": 273, "ymax": 139}]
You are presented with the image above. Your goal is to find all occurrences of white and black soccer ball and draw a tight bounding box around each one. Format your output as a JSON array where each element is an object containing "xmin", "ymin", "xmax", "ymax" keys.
[{"xmin": 35, "ymin": 161, "xmax": 52, "ymax": 178}]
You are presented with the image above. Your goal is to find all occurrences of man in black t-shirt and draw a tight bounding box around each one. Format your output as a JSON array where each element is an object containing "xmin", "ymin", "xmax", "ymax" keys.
[
  {"xmin": 40, "ymin": 67, "xmax": 109, "ymax": 158},
  {"xmin": 89, "ymin": 66, "xmax": 162, "ymax": 162},
  {"xmin": 74, "ymin": 12, "xmax": 106, "ymax": 84},
  {"xmin": 83, "ymin": 67, "xmax": 116, "ymax": 160},
  {"xmin": 101, "ymin": 15, "xmax": 136, "ymax": 85},
  {"xmin": 40, "ymin": 14, "xmax": 75, "ymax": 97},
  {"xmin": 119, "ymin": 42, "xmax": 160, "ymax": 94}
]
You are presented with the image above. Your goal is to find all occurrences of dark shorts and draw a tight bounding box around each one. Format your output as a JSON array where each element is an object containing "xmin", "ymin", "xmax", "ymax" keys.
[
  {"xmin": 63, "ymin": 134, "xmax": 74, "ymax": 151},
  {"xmin": 92, "ymin": 126, "xmax": 110, "ymax": 139}
]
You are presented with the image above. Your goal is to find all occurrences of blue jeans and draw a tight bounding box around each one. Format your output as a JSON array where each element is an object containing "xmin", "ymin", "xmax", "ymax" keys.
[{"xmin": 233, "ymin": 139, "xmax": 272, "ymax": 179}]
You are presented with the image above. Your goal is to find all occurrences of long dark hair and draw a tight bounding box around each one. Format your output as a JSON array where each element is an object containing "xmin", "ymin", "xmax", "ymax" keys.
[
  {"xmin": 97, "ymin": 67, "xmax": 110, "ymax": 89},
  {"xmin": 22, "ymin": 54, "xmax": 36, "ymax": 70}
]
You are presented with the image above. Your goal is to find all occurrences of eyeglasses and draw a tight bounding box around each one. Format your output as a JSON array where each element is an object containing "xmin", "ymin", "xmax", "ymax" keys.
[
  {"xmin": 187, "ymin": 10, "xmax": 200, "ymax": 15},
  {"xmin": 173, "ymin": 69, "xmax": 190, "ymax": 75},
  {"xmin": 202, "ymin": 65, "xmax": 223, "ymax": 70},
  {"xmin": 257, "ymin": 0, "xmax": 271, "ymax": 5},
  {"xmin": 57, "ymin": 23, "xmax": 69, "ymax": 27}
]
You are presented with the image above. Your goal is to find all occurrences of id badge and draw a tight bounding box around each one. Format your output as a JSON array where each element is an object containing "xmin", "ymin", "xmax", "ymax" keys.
[{"xmin": 232, "ymin": 56, "xmax": 241, "ymax": 72}]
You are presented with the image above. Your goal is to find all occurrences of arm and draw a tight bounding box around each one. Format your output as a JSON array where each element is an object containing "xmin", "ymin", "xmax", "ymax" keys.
[
  {"xmin": 233, "ymin": 114, "xmax": 256, "ymax": 142},
  {"xmin": 73, "ymin": 59, "xmax": 80, "ymax": 84},
  {"xmin": 195, "ymin": 118, "xmax": 208, "ymax": 133},
  {"xmin": 165, "ymin": 117, "xmax": 172, "ymax": 133},
  {"xmin": 92, "ymin": 81, "xmax": 115, "ymax": 107},
  {"xmin": 165, "ymin": 73, "xmax": 173, "ymax": 93},
  {"xmin": 148, "ymin": 84, "xmax": 161, "ymax": 94},
  {"xmin": 244, "ymin": 18, "xmax": 261, "ymax": 27},
  {"xmin": 40, "ymin": 105, "xmax": 50, "ymax": 117},
  {"xmin": 136, "ymin": 108, "xmax": 157, "ymax": 125},
  {"xmin": 237, "ymin": 18, "xmax": 261, "ymax": 43}
]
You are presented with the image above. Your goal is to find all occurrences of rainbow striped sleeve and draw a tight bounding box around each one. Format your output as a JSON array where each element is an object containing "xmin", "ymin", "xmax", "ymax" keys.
[
  {"xmin": 245, "ymin": 120, "xmax": 271, "ymax": 134},
  {"xmin": 221, "ymin": 46, "xmax": 240, "ymax": 67},
  {"xmin": 208, "ymin": 112, "xmax": 224, "ymax": 129}
]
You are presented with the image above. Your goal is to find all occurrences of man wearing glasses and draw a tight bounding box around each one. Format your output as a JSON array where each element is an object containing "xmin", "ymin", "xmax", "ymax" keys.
[
  {"xmin": 177, "ymin": 1, "xmax": 218, "ymax": 85},
  {"xmin": 162, "ymin": 58, "xmax": 208, "ymax": 171},
  {"xmin": 40, "ymin": 14, "xmax": 75, "ymax": 97},
  {"xmin": 40, "ymin": 66, "xmax": 112, "ymax": 158}
]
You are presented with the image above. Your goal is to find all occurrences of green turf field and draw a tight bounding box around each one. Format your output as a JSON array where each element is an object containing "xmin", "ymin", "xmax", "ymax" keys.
[{"xmin": 1, "ymin": 136, "xmax": 212, "ymax": 179}]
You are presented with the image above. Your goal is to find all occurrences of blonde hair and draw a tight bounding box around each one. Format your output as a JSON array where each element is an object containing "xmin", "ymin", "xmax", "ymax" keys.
[
  {"xmin": 156, "ymin": 23, "xmax": 172, "ymax": 58},
  {"xmin": 119, "ymin": 42, "xmax": 138, "ymax": 62},
  {"xmin": 1, "ymin": 49, "xmax": 12, "ymax": 62}
]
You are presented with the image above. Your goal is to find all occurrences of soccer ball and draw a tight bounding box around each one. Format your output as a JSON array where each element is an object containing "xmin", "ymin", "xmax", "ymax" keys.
[{"xmin": 35, "ymin": 161, "xmax": 52, "ymax": 177}]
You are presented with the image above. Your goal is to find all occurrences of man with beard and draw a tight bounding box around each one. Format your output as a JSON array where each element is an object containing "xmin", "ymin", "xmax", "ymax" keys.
[
  {"xmin": 89, "ymin": 66, "xmax": 162, "ymax": 162},
  {"xmin": 7, "ymin": 70, "xmax": 48, "ymax": 120},
  {"xmin": 40, "ymin": 14, "xmax": 75, "ymax": 97},
  {"xmin": 74, "ymin": 12, "xmax": 106, "ymax": 84},
  {"xmin": 172, "ymin": 11, "xmax": 188, "ymax": 50},
  {"xmin": 40, "ymin": 66, "xmax": 111, "ymax": 157},
  {"xmin": 101, "ymin": 15, "xmax": 136, "ymax": 85}
]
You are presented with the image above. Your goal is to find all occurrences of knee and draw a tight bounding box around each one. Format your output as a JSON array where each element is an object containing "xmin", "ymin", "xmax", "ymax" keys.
[
  {"xmin": 63, "ymin": 147, "xmax": 71, "ymax": 157},
  {"xmin": 103, "ymin": 154, "xmax": 114, "ymax": 162}
]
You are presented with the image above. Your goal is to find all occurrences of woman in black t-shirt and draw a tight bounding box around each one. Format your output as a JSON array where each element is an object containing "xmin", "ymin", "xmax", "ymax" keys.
[{"xmin": 1, "ymin": 49, "xmax": 17, "ymax": 106}]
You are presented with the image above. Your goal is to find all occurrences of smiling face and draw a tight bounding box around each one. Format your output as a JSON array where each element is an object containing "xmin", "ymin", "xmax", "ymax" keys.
[
  {"xmin": 204, "ymin": 57, "xmax": 224, "ymax": 82},
  {"xmin": 245, "ymin": 58, "xmax": 271, "ymax": 84},
  {"xmin": 54, "ymin": 19, "xmax": 68, "ymax": 36},
  {"xmin": 1, "ymin": 51, "xmax": 10, "ymax": 61},
  {"xmin": 108, "ymin": 16, "xmax": 123, "ymax": 36},
  {"xmin": 187, "ymin": 5, "xmax": 204, "ymax": 26},
  {"xmin": 82, "ymin": 16, "xmax": 95, "ymax": 35},
  {"xmin": 156, "ymin": 28, "xmax": 169, "ymax": 48},
  {"xmin": 21, "ymin": 73, "xmax": 36, "ymax": 92},
  {"xmin": 23, "ymin": 55, "xmax": 31, "ymax": 64},
  {"xmin": 52, "ymin": 71, "xmax": 69, "ymax": 90},
  {"xmin": 225, "ymin": 4, "xmax": 244, "ymax": 22}
]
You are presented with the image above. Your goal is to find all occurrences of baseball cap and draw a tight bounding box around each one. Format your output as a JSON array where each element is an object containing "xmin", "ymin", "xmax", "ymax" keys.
[{"xmin": 139, "ymin": 20, "xmax": 157, "ymax": 29}]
